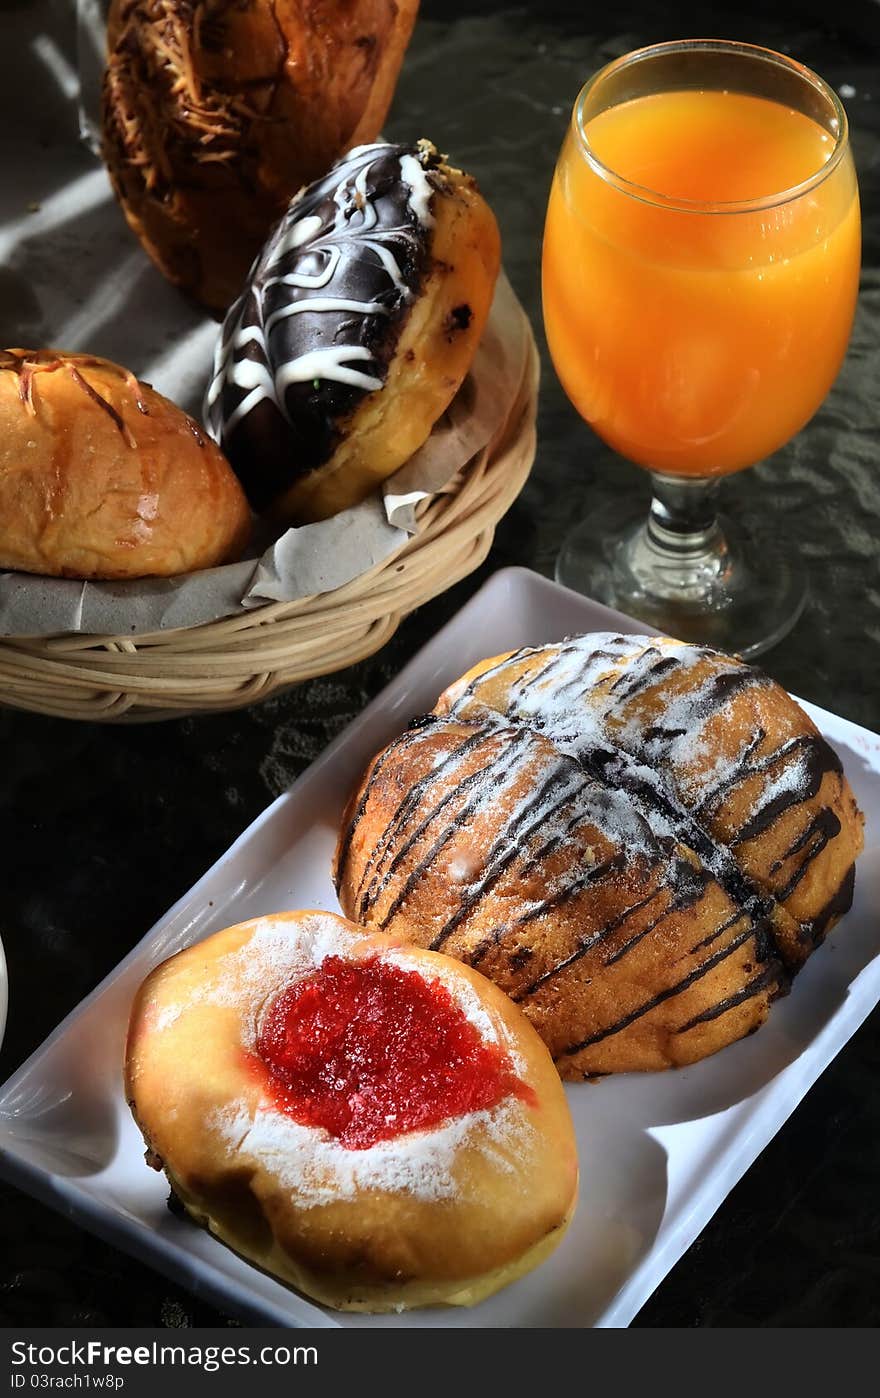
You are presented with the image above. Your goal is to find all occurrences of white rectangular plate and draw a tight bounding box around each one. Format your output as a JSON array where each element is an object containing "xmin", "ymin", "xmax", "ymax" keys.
[{"xmin": 1, "ymin": 567, "xmax": 879, "ymax": 1329}]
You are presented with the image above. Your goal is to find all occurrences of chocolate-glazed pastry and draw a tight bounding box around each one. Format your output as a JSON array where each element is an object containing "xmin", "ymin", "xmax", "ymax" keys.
[
  {"xmin": 101, "ymin": 0, "xmax": 420, "ymax": 313},
  {"xmin": 205, "ymin": 141, "xmax": 501, "ymax": 523},
  {"xmin": 334, "ymin": 635, "xmax": 864, "ymax": 1077}
]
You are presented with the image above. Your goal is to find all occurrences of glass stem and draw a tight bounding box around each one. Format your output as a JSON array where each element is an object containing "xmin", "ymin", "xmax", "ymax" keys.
[{"xmin": 646, "ymin": 472, "xmax": 724, "ymax": 561}]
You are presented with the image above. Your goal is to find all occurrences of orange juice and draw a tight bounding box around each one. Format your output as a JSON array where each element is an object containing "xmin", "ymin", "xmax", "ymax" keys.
[{"xmin": 542, "ymin": 89, "xmax": 860, "ymax": 475}]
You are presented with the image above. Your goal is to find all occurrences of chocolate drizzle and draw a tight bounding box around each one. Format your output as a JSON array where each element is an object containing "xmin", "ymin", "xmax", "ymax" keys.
[
  {"xmin": 729, "ymin": 741, "xmax": 843, "ymax": 848},
  {"xmin": 555, "ymin": 921, "xmax": 763, "ymax": 1060},
  {"xmin": 334, "ymin": 723, "xmax": 433, "ymax": 890},
  {"xmin": 205, "ymin": 142, "xmax": 442, "ymax": 509},
  {"xmin": 805, "ymin": 863, "xmax": 856, "ymax": 945},
  {"xmin": 607, "ymin": 649, "xmax": 680, "ymax": 703},
  {"xmin": 507, "ymin": 875, "xmax": 659, "ymax": 996},
  {"xmin": 772, "ymin": 808, "xmax": 842, "ymax": 901},
  {"xmin": 337, "ymin": 714, "xmax": 783, "ymax": 1053},
  {"xmin": 354, "ymin": 727, "xmax": 506, "ymax": 921},
  {"xmin": 675, "ymin": 962, "xmax": 783, "ymax": 1034},
  {"xmin": 335, "ymin": 631, "xmax": 860, "ymax": 1071},
  {"xmin": 372, "ymin": 730, "xmax": 533, "ymax": 931},
  {"xmin": 428, "ymin": 761, "xmax": 589, "ymax": 950},
  {"xmin": 448, "ymin": 633, "xmax": 854, "ymax": 939},
  {"xmin": 580, "ymin": 743, "xmax": 765, "ymax": 916}
]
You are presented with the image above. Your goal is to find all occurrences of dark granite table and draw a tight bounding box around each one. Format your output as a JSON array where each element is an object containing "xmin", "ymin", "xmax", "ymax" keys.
[{"xmin": 1, "ymin": 0, "xmax": 879, "ymax": 1328}]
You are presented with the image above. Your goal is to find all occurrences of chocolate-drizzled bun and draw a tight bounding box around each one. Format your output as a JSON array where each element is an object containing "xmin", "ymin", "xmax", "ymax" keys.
[
  {"xmin": 205, "ymin": 141, "xmax": 501, "ymax": 523},
  {"xmin": 334, "ymin": 635, "xmax": 864, "ymax": 1077},
  {"xmin": 0, "ymin": 350, "xmax": 250, "ymax": 579},
  {"xmin": 102, "ymin": 0, "xmax": 420, "ymax": 312},
  {"xmin": 438, "ymin": 635, "xmax": 864, "ymax": 969}
]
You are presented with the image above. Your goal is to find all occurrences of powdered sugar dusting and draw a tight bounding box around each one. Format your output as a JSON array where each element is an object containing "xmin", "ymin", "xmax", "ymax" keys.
[
  {"xmin": 448, "ymin": 851, "xmax": 482, "ymax": 882},
  {"xmin": 155, "ymin": 914, "xmax": 359, "ymax": 1049},
  {"xmin": 210, "ymin": 1094, "xmax": 530, "ymax": 1207},
  {"xmin": 154, "ymin": 1003, "xmax": 184, "ymax": 1034},
  {"xmin": 500, "ymin": 634, "xmax": 635, "ymax": 751},
  {"xmin": 466, "ymin": 720, "xmax": 660, "ymax": 865},
  {"xmin": 450, "ymin": 632, "xmax": 775, "ymax": 829},
  {"xmin": 153, "ymin": 912, "xmax": 510, "ymax": 1054},
  {"xmin": 677, "ymin": 740, "xmax": 744, "ymax": 806},
  {"xmin": 736, "ymin": 749, "xmax": 810, "ymax": 840}
]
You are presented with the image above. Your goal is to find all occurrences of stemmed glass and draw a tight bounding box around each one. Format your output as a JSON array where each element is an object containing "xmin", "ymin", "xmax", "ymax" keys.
[{"xmin": 542, "ymin": 40, "xmax": 860, "ymax": 657}]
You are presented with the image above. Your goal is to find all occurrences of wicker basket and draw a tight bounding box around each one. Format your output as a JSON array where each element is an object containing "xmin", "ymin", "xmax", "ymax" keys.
[{"xmin": 0, "ymin": 326, "xmax": 539, "ymax": 723}]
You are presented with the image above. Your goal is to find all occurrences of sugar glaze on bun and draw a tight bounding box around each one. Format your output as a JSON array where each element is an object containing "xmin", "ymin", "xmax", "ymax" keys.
[
  {"xmin": 125, "ymin": 910, "xmax": 578, "ymax": 1312},
  {"xmin": 0, "ymin": 349, "xmax": 250, "ymax": 579},
  {"xmin": 438, "ymin": 634, "xmax": 863, "ymax": 966},
  {"xmin": 335, "ymin": 634, "xmax": 863, "ymax": 1077}
]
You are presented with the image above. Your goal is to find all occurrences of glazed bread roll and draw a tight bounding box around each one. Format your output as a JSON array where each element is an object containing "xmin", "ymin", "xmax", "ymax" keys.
[
  {"xmin": 102, "ymin": 0, "xmax": 420, "ymax": 312},
  {"xmin": 335, "ymin": 635, "xmax": 863, "ymax": 1077},
  {"xmin": 438, "ymin": 635, "xmax": 864, "ymax": 968},
  {"xmin": 0, "ymin": 350, "xmax": 250, "ymax": 579},
  {"xmin": 205, "ymin": 140, "xmax": 501, "ymax": 522},
  {"xmin": 336, "ymin": 716, "xmax": 784, "ymax": 1077},
  {"xmin": 126, "ymin": 911, "xmax": 578, "ymax": 1311}
]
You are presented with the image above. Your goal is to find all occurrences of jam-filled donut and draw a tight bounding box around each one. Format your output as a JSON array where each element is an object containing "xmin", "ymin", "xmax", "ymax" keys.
[
  {"xmin": 204, "ymin": 141, "xmax": 501, "ymax": 522},
  {"xmin": 335, "ymin": 636, "xmax": 863, "ymax": 1077},
  {"xmin": 126, "ymin": 911, "xmax": 578, "ymax": 1311}
]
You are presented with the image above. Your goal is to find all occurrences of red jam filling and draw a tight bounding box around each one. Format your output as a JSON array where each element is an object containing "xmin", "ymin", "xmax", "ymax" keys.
[{"xmin": 254, "ymin": 954, "xmax": 530, "ymax": 1150}]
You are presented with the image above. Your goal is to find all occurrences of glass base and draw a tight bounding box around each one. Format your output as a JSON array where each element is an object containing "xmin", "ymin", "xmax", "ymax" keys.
[{"xmin": 555, "ymin": 498, "xmax": 807, "ymax": 660}]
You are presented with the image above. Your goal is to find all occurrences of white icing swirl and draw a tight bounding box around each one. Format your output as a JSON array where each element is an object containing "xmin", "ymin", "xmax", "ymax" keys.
[{"xmin": 203, "ymin": 142, "xmax": 440, "ymax": 468}]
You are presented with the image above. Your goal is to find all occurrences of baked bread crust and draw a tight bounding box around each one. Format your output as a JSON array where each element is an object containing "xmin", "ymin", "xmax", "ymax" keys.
[
  {"xmin": 126, "ymin": 910, "xmax": 578, "ymax": 1311},
  {"xmin": 335, "ymin": 717, "xmax": 784, "ymax": 1076},
  {"xmin": 438, "ymin": 635, "xmax": 864, "ymax": 966},
  {"xmin": 205, "ymin": 141, "xmax": 501, "ymax": 522},
  {"xmin": 335, "ymin": 635, "xmax": 864, "ymax": 1076},
  {"xmin": 0, "ymin": 349, "xmax": 250, "ymax": 579},
  {"xmin": 102, "ymin": 0, "xmax": 420, "ymax": 312}
]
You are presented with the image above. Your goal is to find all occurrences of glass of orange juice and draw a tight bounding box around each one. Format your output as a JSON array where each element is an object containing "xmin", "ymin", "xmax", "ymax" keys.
[{"xmin": 543, "ymin": 39, "xmax": 860, "ymax": 656}]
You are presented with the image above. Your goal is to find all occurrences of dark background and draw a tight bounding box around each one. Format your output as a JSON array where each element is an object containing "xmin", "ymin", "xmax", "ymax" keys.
[{"xmin": 1, "ymin": 0, "xmax": 879, "ymax": 1326}]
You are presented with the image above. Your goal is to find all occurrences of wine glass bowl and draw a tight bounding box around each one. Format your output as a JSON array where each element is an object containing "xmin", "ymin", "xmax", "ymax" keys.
[{"xmin": 542, "ymin": 40, "xmax": 860, "ymax": 656}]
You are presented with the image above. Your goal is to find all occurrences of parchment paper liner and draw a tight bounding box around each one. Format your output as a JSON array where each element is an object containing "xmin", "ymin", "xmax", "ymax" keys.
[{"xmin": 0, "ymin": 274, "xmax": 528, "ymax": 639}]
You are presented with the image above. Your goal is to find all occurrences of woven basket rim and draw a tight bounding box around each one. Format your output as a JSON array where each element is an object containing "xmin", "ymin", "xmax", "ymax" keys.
[{"xmin": 0, "ymin": 303, "xmax": 540, "ymax": 722}]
